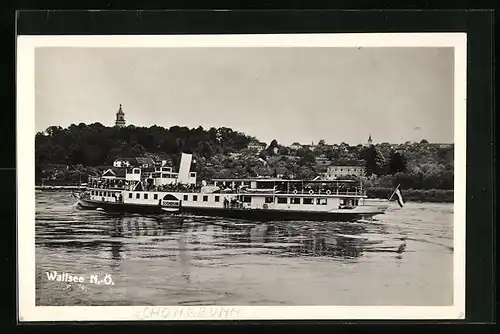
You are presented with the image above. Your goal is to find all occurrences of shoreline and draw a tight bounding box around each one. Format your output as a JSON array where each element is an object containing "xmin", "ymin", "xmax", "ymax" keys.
[{"xmin": 365, "ymin": 187, "xmax": 453, "ymax": 203}]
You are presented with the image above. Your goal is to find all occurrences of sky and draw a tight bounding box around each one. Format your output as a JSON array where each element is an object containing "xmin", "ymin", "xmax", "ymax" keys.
[{"xmin": 35, "ymin": 47, "xmax": 454, "ymax": 146}]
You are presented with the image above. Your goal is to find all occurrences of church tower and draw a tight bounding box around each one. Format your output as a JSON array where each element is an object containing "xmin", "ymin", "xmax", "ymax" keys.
[
  {"xmin": 115, "ymin": 104, "xmax": 126, "ymax": 128},
  {"xmin": 367, "ymin": 133, "xmax": 373, "ymax": 145}
]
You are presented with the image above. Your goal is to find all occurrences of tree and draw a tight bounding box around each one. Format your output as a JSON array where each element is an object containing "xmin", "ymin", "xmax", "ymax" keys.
[
  {"xmin": 296, "ymin": 148, "xmax": 316, "ymax": 166},
  {"xmin": 374, "ymin": 150, "xmax": 386, "ymax": 176},
  {"xmin": 388, "ymin": 151, "xmax": 407, "ymax": 174},
  {"xmin": 420, "ymin": 139, "xmax": 429, "ymax": 144},
  {"xmin": 325, "ymin": 147, "xmax": 338, "ymax": 161},
  {"xmin": 266, "ymin": 139, "xmax": 279, "ymax": 155},
  {"xmin": 278, "ymin": 146, "xmax": 290, "ymax": 155},
  {"xmin": 364, "ymin": 145, "xmax": 385, "ymax": 176}
]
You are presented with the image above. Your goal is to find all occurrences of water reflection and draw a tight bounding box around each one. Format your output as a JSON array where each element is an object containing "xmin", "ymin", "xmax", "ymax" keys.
[
  {"xmin": 35, "ymin": 193, "xmax": 455, "ymax": 306},
  {"xmin": 177, "ymin": 231, "xmax": 191, "ymax": 282},
  {"xmin": 36, "ymin": 212, "xmax": 396, "ymax": 261}
]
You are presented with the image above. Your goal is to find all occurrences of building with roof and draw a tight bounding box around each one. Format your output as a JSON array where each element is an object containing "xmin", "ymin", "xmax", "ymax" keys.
[
  {"xmin": 247, "ymin": 141, "xmax": 267, "ymax": 151},
  {"xmin": 288, "ymin": 142, "xmax": 303, "ymax": 150},
  {"xmin": 135, "ymin": 157, "xmax": 156, "ymax": 168},
  {"xmin": 323, "ymin": 165, "xmax": 366, "ymax": 180},
  {"xmin": 113, "ymin": 157, "xmax": 137, "ymax": 168},
  {"xmin": 102, "ymin": 168, "xmax": 126, "ymax": 180}
]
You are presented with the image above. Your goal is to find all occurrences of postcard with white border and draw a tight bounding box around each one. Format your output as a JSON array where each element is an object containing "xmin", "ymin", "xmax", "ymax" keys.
[{"xmin": 17, "ymin": 33, "xmax": 466, "ymax": 321}]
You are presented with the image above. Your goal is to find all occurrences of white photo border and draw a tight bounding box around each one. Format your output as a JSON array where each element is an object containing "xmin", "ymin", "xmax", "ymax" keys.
[{"xmin": 17, "ymin": 33, "xmax": 467, "ymax": 321}]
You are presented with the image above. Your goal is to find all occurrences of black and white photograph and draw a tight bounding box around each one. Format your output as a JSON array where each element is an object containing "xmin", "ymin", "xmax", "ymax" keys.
[{"xmin": 17, "ymin": 33, "xmax": 466, "ymax": 321}]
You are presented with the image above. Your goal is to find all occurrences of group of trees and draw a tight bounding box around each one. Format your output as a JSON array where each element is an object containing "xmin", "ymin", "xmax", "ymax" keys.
[
  {"xmin": 36, "ymin": 123, "xmax": 251, "ymax": 167},
  {"xmin": 36, "ymin": 123, "xmax": 454, "ymax": 191}
]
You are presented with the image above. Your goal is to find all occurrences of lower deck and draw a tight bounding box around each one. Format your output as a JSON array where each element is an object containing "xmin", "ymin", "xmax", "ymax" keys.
[
  {"xmin": 77, "ymin": 197, "xmax": 383, "ymax": 222},
  {"xmin": 87, "ymin": 188, "xmax": 369, "ymax": 212}
]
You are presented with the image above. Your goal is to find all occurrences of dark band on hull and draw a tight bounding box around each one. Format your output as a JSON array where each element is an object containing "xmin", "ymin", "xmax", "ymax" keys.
[{"xmin": 77, "ymin": 199, "xmax": 378, "ymax": 222}]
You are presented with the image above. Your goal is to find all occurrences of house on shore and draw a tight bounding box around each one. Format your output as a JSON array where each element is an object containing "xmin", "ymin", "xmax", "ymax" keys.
[
  {"xmin": 288, "ymin": 142, "xmax": 302, "ymax": 151},
  {"xmin": 135, "ymin": 156, "xmax": 156, "ymax": 169},
  {"xmin": 102, "ymin": 168, "xmax": 126, "ymax": 180},
  {"xmin": 322, "ymin": 164, "xmax": 366, "ymax": 180},
  {"xmin": 113, "ymin": 157, "xmax": 137, "ymax": 168},
  {"xmin": 247, "ymin": 140, "xmax": 267, "ymax": 152}
]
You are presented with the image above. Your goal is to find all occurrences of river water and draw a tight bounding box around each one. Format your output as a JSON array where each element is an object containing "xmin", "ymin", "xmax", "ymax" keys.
[{"xmin": 35, "ymin": 191, "xmax": 454, "ymax": 306}]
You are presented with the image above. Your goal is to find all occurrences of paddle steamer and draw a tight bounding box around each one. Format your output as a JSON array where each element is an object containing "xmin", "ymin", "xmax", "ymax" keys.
[{"xmin": 74, "ymin": 153, "xmax": 388, "ymax": 222}]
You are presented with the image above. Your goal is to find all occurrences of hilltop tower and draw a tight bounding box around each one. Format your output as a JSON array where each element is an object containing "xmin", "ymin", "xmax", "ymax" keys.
[
  {"xmin": 115, "ymin": 104, "xmax": 126, "ymax": 128},
  {"xmin": 367, "ymin": 134, "xmax": 373, "ymax": 145}
]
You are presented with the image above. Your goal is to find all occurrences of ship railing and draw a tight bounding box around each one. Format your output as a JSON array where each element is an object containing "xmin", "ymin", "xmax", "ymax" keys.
[
  {"xmin": 242, "ymin": 189, "xmax": 366, "ymax": 196},
  {"xmin": 88, "ymin": 183, "xmax": 128, "ymax": 190}
]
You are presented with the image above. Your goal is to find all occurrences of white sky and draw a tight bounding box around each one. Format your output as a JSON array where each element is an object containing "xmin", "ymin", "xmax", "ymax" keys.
[{"xmin": 35, "ymin": 47, "xmax": 454, "ymax": 146}]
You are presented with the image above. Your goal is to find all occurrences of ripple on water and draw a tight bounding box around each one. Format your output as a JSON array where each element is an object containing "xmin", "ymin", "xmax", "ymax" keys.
[{"xmin": 35, "ymin": 191, "xmax": 455, "ymax": 306}]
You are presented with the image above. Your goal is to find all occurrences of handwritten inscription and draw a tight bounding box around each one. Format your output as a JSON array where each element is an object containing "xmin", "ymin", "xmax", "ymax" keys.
[
  {"xmin": 45, "ymin": 271, "xmax": 115, "ymax": 286},
  {"xmin": 139, "ymin": 306, "xmax": 240, "ymax": 320}
]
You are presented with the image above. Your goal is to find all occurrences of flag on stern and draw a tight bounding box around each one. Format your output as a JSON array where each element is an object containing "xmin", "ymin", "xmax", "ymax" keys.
[
  {"xmin": 389, "ymin": 184, "xmax": 405, "ymax": 208},
  {"xmin": 394, "ymin": 188, "xmax": 405, "ymax": 208}
]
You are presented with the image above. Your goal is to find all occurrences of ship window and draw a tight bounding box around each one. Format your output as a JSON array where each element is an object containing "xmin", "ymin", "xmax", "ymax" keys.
[
  {"xmin": 190, "ymin": 172, "xmax": 196, "ymax": 177},
  {"xmin": 303, "ymin": 198, "xmax": 313, "ymax": 205},
  {"xmin": 193, "ymin": 195, "xmax": 198, "ymax": 201},
  {"xmin": 183, "ymin": 195, "xmax": 188, "ymax": 201},
  {"xmin": 136, "ymin": 193, "xmax": 140, "ymax": 199},
  {"xmin": 153, "ymin": 194, "xmax": 158, "ymax": 200},
  {"xmin": 291, "ymin": 198, "xmax": 301, "ymax": 204},
  {"xmin": 162, "ymin": 173, "xmax": 167, "ymax": 178},
  {"xmin": 203, "ymin": 195, "xmax": 208, "ymax": 202},
  {"xmin": 133, "ymin": 169, "xmax": 140, "ymax": 174},
  {"xmin": 316, "ymin": 198, "xmax": 328, "ymax": 205},
  {"xmin": 215, "ymin": 196, "xmax": 220, "ymax": 202},
  {"xmin": 129, "ymin": 193, "xmax": 132, "ymax": 198},
  {"xmin": 277, "ymin": 197, "xmax": 287, "ymax": 204},
  {"xmin": 242, "ymin": 196, "xmax": 251, "ymax": 203},
  {"xmin": 144, "ymin": 194, "xmax": 148, "ymax": 199},
  {"xmin": 265, "ymin": 197, "xmax": 273, "ymax": 203}
]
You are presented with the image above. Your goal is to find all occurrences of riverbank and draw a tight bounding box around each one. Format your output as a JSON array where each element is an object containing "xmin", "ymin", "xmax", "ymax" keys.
[{"xmin": 366, "ymin": 187, "xmax": 453, "ymax": 203}]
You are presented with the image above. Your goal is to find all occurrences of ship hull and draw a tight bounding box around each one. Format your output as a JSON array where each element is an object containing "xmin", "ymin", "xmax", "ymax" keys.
[
  {"xmin": 77, "ymin": 198, "xmax": 383, "ymax": 222},
  {"xmin": 77, "ymin": 199, "xmax": 165, "ymax": 214}
]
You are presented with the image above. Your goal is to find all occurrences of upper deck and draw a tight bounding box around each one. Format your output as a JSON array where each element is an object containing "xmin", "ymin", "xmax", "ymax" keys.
[
  {"xmin": 87, "ymin": 175, "xmax": 365, "ymax": 197},
  {"xmin": 210, "ymin": 178, "xmax": 365, "ymax": 196}
]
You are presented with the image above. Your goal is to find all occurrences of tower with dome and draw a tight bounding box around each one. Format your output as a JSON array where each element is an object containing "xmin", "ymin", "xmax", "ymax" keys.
[{"xmin": 115, "ymin": 104, "xmax": 126, "ymax": 128}]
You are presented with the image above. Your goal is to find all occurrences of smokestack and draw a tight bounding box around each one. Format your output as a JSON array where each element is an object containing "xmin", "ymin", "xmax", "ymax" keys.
[{"xmin": 177, "ymin": 153, "xmax": 192, "ymax": 184}]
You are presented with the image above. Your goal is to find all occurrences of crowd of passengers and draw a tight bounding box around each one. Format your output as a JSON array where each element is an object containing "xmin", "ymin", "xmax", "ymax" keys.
[
  {"xmin": 223, "ymin": 183, "xmax": 363, "ymax": 194},
  {"xmin": 88, "ymin": 179, "xmax": 202, "ymax": 192},
  {"xmin": 88, "ymin": 178, "xmax": 363, "ymax": 195},
  {"xmin": 277, "ymin": 184, "xmax": 362, "ymax": 194},
  {"xmin": 88, "ymin": 179, "xmax": 126, "ymax": 189}
]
